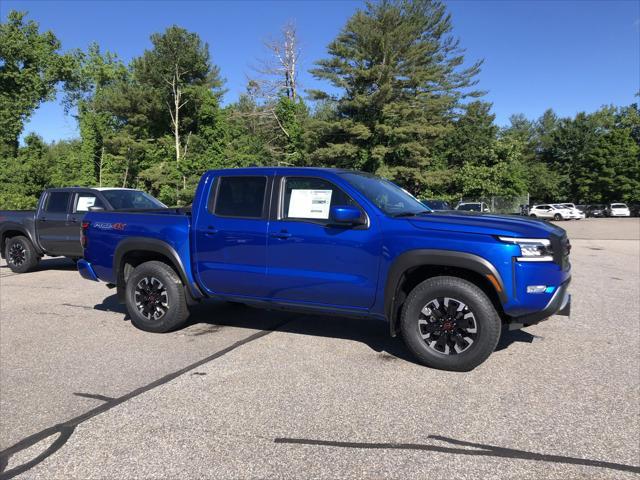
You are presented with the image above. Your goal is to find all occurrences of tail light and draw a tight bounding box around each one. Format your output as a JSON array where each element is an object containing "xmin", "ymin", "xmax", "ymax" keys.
[{"xmin": 81, "ymin": 221, "xmax": 90, "ymax": 248}]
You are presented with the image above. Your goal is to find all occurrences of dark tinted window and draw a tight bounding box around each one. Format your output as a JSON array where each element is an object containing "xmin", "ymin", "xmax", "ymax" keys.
[
  {"xmin": 283, "ymin": 177, "xmax": 357, "ymax": 221},
  {"xmin": 214, "ymin": 176, "xmax": 267, "ymax": 218},
  {"xmin": 45, "ymin": 192, "xmax": 70, "ymax": 213},
  {"xmin": 458, "ymin": 203, "xmax": 480, "ymax": 211}
]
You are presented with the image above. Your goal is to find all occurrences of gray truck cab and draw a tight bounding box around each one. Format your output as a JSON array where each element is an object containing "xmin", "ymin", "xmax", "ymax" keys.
[{"xmin": 1, "ymin": 187, "xmax": 165, "ymax": 272}]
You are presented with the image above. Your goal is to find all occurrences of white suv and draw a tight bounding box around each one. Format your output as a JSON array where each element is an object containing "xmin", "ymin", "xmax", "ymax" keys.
[
  {"xmin": 561, "ymin": 203, "xmax": 585, "ymax": 220},
  {"xmin": 607, "ymin": 203, "xmax": 630, "ymax": 217},
  {"xmin": 529, "ymin": 204, "xmax": 573, "ymax": 221}
]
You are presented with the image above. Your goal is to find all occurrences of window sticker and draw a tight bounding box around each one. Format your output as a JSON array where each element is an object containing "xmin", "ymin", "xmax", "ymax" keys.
[
  {"xmin": 288, "ymin": 189, "xmax": 333, "ymax": 219},
  {"xmin": 77, "ymin": 196, "xmax": 97, "ymax": 212}
]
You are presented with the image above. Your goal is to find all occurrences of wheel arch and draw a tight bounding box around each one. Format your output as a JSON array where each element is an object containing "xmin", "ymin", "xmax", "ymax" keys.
[
  {"xmin": 0, "ymin": 224, "xmax": 41, "ymax": 259},
  {"xmin": 113, "ymin": 238, "xmax": 203, "ymax": 303},
  {"xmin": 385, "ymin": 250, "xmax": 508, "ymax": 337}
]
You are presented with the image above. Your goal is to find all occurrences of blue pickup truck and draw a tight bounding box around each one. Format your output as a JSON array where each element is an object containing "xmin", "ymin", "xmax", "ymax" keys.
[{"xmin": 78, "ymin": 168, "xmax": 571, "ymax": 371}]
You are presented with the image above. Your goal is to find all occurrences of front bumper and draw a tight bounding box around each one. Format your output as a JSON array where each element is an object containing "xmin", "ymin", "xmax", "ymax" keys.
[
  {"xmin": 77, "ymin": 259, "xmax": 99, "ymax": 282},
  {"xmin": 508, "ymin": 279, "xmax": 571, "ymax": 330}
]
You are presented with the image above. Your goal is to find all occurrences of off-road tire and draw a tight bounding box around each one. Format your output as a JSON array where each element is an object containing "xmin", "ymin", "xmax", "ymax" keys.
[
  {"xmin": 4, "ymin": 236, "xmax": 39, "ymax": 273},
  {"xmin": 400, "ymin": 276, "xmax": 501, "ymax": 371},
  {"xmin": 125, "ymin": 260, "xmax": 189, "ymax": 333}
]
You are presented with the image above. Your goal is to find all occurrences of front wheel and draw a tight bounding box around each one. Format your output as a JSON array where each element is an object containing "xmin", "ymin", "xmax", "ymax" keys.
[
  {"xmin": 553, "ymin": 213, "xmax": 562, "ymax": 221},
  {"xmin": 529, "ymin": 214, "xmax": 537, "ymax": 218},
  {"xmin": 400, "ymin": 276, "xmax": 501, "ymax": 371},
  {"xmin": 125, "ymin": 260, "xmax": 189, "ymax": 333},
  {"xmin": 4, "ymin": 236, "xmax": 39, "ymax": 273}
]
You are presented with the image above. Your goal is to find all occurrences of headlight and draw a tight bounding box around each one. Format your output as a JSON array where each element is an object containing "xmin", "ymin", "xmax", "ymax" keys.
[{"xmin": 498, "ymin": 237, "xmax": 553, "ymax": 262}]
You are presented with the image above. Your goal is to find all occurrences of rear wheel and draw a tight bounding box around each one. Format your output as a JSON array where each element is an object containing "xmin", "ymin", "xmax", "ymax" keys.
[
  {"xmin": 400, "ymin": 276, "xmax": 501, "ymax": 371},
  {"xmin": 4, "ymin": 236, "xmax": 39, "ymax": 273},
  {"xmin": 553, "ymin": 213, "xmax": 562, "ymax": 221},
  {"xmin": 125, "ymin": 260, "xmax": 189, "ymax": 333},
  {"xmin": 529, "ymin": 214, "xmax": 537, "ymax": 218}
]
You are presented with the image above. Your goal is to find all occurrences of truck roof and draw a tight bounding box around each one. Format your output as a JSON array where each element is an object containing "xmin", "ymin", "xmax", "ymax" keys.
[
  {"xmin": 44, "ymin": 187, "xmax": 140, "ymax": 192},
  {"xmin": 206, "ymin": 167, "xmax": 349, "ymax": 176}
]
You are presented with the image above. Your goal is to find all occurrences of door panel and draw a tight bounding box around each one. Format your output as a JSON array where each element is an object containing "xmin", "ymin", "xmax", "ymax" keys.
[
  {"xmin": 37, "ymin": 192, "xmax": 72, "ymax": 254},
  {"xmin": 266, "ymin": 176, "xmax": 380, "ymax": 309},
  {"xmin": 193, "ymin": 176, "xmax": 271, "ymax": 297}
]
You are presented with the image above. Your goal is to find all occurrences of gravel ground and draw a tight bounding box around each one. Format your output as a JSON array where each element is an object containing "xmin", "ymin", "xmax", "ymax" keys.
[{"xmin": 1, "ymin": 218, "xmax": 638, "ymax": 479}]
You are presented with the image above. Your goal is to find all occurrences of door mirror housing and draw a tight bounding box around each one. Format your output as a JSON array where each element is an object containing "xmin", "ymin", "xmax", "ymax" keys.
[{"xmin": 330, "ymin": 205, "xmax": 364, "ymax": 225}]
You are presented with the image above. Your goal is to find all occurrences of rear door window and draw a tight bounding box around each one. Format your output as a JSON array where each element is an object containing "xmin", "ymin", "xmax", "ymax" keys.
[
  {"xmin": 213, "ymin": 176, "xmax": 267, "ymax": 218},
  {"xmin": 45, "ymin": 192, "xmax": 71, "ymax": 213}
]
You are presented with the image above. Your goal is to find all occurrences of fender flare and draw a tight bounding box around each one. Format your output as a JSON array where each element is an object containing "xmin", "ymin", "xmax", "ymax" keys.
[
  {"xmin": 0, "ymin": 223, "xmax": 43, "ymax": 257},
  {"xmin": 384, "ymin": 249, "xmax": 507, "ymax": 334},
  {"xmin": 113, "ymin": 237, "xmax": 204, "ymax": 301}
]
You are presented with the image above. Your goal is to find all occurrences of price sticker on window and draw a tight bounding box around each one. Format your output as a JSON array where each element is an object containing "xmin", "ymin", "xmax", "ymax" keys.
[{"xmin": 288, "ymin": 189, "xmax": 333, "ymax": 219}]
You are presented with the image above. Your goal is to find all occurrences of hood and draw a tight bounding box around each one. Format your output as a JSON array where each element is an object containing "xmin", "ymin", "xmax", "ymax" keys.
[{"xmin": 407, "ymin": 212, "xmax": 566, "ymax": 238}]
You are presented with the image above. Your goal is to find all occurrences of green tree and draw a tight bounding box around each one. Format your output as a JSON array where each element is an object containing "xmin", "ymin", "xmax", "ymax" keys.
[
  {"xmin": 0, "ymin": 133, "xmax": 51, "ymax": 208},
  {"xmin": 446, "ymin": 101, "xmax": 498, "ymax": 167},
  {"xmin": 309, "ymin": 0, "xmax": 483, "ymax": 194},
  {"xmin": 0, "ymin": 11, "xmax": 72, "ymax": 157},
  {"xmin": 64, "ymin": 43, "xmax": 128, "ymax": 185}
]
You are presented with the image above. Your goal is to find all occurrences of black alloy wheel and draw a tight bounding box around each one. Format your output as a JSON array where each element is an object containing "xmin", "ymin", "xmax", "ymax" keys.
[
  {"xmin": 4, "ymin": 236, "xmax": 39, "ymax": 273},
  {"xmin": 8, "ymin": 242, "xmax": 26, "ymax": 268},
  {"xmin": 418, "ymin": 297, "xmax": 478, "ymax": 355},
  {"xmin": 134, "ymin": 276, "xmax": 169, "ymax": 321}
]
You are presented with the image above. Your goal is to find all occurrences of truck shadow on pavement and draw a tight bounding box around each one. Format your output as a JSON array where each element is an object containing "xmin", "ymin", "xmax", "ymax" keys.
[
  {"xmin": 0, "ymin": 257, "xmax": 76, "ymax": 275},
  {"xmin": 92, "ymin": 296, "xmax": 541, "ymax": 365}
]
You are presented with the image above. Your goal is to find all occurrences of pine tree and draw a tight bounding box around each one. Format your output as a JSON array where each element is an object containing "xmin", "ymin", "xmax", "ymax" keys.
[{"xmin": 309, "ymin": 0, "xmax": 482, "ymax": 194}]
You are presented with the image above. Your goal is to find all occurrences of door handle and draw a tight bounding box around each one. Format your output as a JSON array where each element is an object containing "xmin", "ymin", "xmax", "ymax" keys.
[
  {"xmin": 204, "ymin": 226, "xmax": 218, "ymax": 237},
  {"xmin": 270, "ymin": 232, "xmax": 292, "ymax": 239}
]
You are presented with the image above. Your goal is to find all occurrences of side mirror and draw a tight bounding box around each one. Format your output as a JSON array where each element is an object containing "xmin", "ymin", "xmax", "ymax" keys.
[
  {"xmin": 330, "ymin": 205, "xmax": 364, "ymax": 226},
  {"xmin": 88, "ymin": 206, "xmax": 105, "ymax": 212}
]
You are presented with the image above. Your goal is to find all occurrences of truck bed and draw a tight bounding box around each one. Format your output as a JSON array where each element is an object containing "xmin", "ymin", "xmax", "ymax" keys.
[{"xmin": 83, "ymin": 209, "xmax": 193, "ymax": 285}]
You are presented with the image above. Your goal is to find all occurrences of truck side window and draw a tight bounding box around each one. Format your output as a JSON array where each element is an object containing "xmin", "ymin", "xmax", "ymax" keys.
[
  {"xmin": 75, "ymin": 194, "xmax": 104, "ymax": 212},
  {"xmin": 45, "ymin": 192, "xmax": 71, "ymax": 213},
  {"xmin": 282, "ymin": 177, "xmax": 358, "ymax": 222},
  {"xmin": 214, "ymin": 176, "xmax": 267, "ymax": 218}
]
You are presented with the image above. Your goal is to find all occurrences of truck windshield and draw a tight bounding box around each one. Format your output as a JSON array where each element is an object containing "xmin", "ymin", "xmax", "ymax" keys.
[
  {"xmin": 339, "ymin": 172, "xmax": 429, "ymax": 216},
  {"xmin": 100, "ymin": 190, "xmax": 166, "ymax": 210}
]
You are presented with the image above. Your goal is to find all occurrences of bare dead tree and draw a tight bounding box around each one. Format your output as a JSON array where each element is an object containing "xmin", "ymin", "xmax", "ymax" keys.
[
  {"xmin": 165, "ymin": 64, "xmax": 191, "ymax": 205},
  {"xmin": 165, "ymin": 64, "xmax": 190, "ymax": 165},
  {"xmin": 251, "ymin": 21, "xmax": 301, "ymax": 103},
  {"xmin": 242, "ymin": 21, "xmax": 304, "ymax": 165}
]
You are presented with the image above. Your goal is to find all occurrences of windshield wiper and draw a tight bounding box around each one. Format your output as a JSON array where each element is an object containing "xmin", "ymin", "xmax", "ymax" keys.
[{"xmin": 392, "ymin": 210, "xmax": 432, "ymax": 217}]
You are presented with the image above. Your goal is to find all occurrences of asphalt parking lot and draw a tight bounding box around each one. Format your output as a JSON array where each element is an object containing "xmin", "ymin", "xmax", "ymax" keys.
[{"xmin": 1, "ymin": 218, "xmax": 639, "ymax": 479}]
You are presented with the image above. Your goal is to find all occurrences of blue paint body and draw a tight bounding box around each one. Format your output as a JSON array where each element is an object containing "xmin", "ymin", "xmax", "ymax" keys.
[{"xmin": 79, "ymin": 168, "xmax": 571, "ymax": 324}]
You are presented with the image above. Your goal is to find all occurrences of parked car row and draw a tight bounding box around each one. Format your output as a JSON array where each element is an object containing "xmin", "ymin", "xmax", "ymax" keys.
[
  {"xmin": 420, "ymin": 200, "xmax": 490, "ymax": 213},
  {"xmin": 419, "ymin": 199, "xmax": 636, "ymax": 220}
]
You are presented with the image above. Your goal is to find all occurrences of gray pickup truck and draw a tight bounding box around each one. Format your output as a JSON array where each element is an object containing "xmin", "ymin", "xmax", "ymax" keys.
[{"xmin": 0, "ymin": 187, "xmax": 165, "ymax": 273}]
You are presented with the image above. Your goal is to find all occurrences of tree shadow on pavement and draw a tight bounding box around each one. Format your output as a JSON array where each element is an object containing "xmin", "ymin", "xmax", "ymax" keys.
[{"xmin": 274, "ymin": 435, "xmax": 640, "ymax": 475}]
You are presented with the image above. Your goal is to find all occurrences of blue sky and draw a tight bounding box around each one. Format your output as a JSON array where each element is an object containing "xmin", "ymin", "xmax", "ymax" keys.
[{"xmin": 3, "ymin": 0, "xmax": 639, "ymax": 143}]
